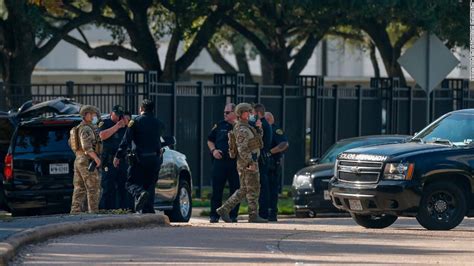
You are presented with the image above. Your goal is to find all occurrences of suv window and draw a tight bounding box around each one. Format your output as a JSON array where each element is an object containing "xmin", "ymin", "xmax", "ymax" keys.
[{"xmin": 14, "ymin": 126, "xmax": 72, "ymax": 154}]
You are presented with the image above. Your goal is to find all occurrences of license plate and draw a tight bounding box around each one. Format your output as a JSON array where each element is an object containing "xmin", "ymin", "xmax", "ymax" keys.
[
  {"xmin": 323, "ymin": 190, "xmax": 330, "ymax": 200},
  {"xmin": 49, "ymin": 163, "xmax": 69, "ymax": 175},
  {"xmin": 349, "ymin": 199, "xmax": 363, "ymax": 211}
]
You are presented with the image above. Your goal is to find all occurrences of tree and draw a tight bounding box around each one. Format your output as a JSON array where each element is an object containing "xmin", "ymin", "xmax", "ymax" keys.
[
  {"xmin": 341, "ymin": 0, "xmax": 468, "ymax": 86},
  {"xmin": 0, "ymin": 0, "xmax": 106, "ymax": 107},
  {"xmin": 64, "ymin": 0, "xmax": 233, "ymax": 81},
  {"xmin": 206, "ymin": 28, "xmax": 256, "ymax": 83},
  {"xmin": 223, "ymin": 1, "xmax": 338, "ymax": 85}
]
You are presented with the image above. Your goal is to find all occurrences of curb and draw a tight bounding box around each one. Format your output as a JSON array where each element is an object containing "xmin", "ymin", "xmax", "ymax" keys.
[{"xmin": 0, "ymin": 214, "xmax": 170, "ymax": 265}]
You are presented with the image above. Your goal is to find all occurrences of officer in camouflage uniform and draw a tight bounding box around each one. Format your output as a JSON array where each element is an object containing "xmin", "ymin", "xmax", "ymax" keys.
[
  {"xmin": 70, "ymin": 105, "xmax": 102, "ymax": 214},
  {"xmin": 217, "ymin": 103, "xmax": 268, "ymax": 223}
]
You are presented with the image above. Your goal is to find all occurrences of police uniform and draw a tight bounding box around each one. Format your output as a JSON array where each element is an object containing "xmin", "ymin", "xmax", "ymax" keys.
[
  {"xmin": 98, "ymin": 117, "xmax": 130, "ymax": 210},
  {"xmin": 217, "ymin": 103, "xmax": 267, "ymax": 223},
  {"xmin": 268, "ymin": 124, "xmax": 288, "ymax": 220},
  {"xmin": 208, "ymin": 120, "xmax": 240, "ymax": 222},
  {"xmin": 115, "ymin": 112, "xmax": 165, "ymax": 213},
  {"xmin": 70, "ymin": 105, "xmax": 101, "ymax": 214},
  {"xmin": 251, "ymin": 117, "xmax": 272, "ymax": 219}
]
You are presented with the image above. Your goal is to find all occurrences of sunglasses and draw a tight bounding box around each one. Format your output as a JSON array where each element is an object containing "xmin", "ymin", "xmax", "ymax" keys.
[{"xmin": 224, "ymin": 111, "xmax": 233, "ymax": 115}]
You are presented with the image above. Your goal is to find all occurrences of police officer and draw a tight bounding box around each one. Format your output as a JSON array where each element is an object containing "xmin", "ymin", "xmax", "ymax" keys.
[
  {"xmin": 250, "ymin": 103, "xmax": 272, "ymax": 219},
  {"xmin": 98, "ymin": 105, "xmax": 131, "ymax": 210},
  {"xmin": 70, "ymin": 105, "xmax": 102, "ymax": 214},
  {"xmin": 207, "ymin": 103, "xmax": 240, "ymax": 223},
  {"xmin": 113, "ymin": 99, "xmax": 165, "ymax": 213},
  {"xmin": 264, "ymin": 112, "xmax": 289, "ymax": 221},
  {"xmin": 217, "ymin": 103, "xmax": 267, "ymax": 223}
]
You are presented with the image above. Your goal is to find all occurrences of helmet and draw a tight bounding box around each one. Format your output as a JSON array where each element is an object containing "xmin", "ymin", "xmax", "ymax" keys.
[
  {"xmin": 79, "ymin": 105, "xmax": 99, "ymax": 117},
  {"xmin": 235, "ymin": 103, "xmax": 253, "ymax": 117}
]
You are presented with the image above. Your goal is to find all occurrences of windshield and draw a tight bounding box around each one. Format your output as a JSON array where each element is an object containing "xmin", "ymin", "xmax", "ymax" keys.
[
  {"xmin": 319, "ymin": 138, "xmax": 401, "ymax": 164},
  {"xmin": 14, "ymin": 126, "xmax": 72, "ymax": 154},
  {"xmin": 415, "ymin": 113, "xmax": 474, "ymax": 146}
]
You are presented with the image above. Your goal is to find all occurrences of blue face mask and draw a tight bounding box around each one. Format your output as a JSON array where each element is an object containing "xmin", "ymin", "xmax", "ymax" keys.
[
  {"xmin": 249, "ymin": 114, "xmax": 257, "ymax": 123},
  {"xmin": 92, "ymin": 116, "xmax": 99, "ymax": 125}
]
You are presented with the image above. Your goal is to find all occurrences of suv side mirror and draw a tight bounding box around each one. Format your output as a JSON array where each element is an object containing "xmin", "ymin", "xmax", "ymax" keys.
[{"xmin": 307, "ymin": 158, "xmax": 319, "ymax": 166}]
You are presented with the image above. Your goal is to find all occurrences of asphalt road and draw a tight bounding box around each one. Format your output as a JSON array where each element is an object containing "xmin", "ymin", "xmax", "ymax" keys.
[{"xmin": 13, "ymin": 216, "xmax": 474, "ymax": 265}]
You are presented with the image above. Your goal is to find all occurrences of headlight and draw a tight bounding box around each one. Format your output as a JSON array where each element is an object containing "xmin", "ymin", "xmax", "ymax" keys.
[
  {"xmin": 383, "ymin": 163, "xmax": 414, "ymax": 180},
  {"xmin": 292, "ymin": 174, "xmax": 312, "ymax": 189}
]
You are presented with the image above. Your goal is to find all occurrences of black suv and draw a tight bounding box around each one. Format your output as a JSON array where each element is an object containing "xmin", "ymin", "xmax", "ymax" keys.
[
  {"xmin": 292, "ymin": 135, "xmax": 408, "ymax": 218},
  {"xmin": 1, "ymin": 98, "xmax": 193, "ymax": 221},
  {"xmin": 329, "ymin": 109, "xmax": 474, "ymax": 230}
]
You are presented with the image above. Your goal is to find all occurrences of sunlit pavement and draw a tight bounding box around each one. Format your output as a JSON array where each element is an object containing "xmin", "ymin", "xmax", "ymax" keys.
[{"xmin": 12, "ymin": 216, "xmax": 474, "ymax": 265}]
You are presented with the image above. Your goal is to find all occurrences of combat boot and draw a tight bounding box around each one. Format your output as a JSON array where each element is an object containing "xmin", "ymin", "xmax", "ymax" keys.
[
  {"xmin": 216, "ymin": 207, "xmax": 232, "ymax": 223},
  {"xmin": 248, "ymin": 214, "xmax": 268, "ymax": 223}
]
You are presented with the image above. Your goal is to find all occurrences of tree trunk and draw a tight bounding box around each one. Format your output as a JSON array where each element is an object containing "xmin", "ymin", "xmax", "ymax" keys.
[
  {"xmin": 369, "ymin": 42, "xmax": 380, "ymax": 78},
  {"xmin": 233, "ymin": 43, "xmax": 254, "ymax": 84},
  {"xmin": 271, "ymin": 54, "xmax": 289, "ymax": 85},
  {"xmin": 3, "ymin": 58, "xmax": 34, "ymax": 109},
  {"xmin": 260, "ymin": 56, "xmax": 273, "ymax": 85}
]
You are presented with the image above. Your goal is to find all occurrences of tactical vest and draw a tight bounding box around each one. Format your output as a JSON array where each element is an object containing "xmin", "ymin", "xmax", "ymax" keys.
[
  {"xmin": 228, "ymin": 122, "xmax": 263, "ymax": 159},
  {"xmin": 68, "ymin": 124, "xmax": 102, "ymax": 155}
]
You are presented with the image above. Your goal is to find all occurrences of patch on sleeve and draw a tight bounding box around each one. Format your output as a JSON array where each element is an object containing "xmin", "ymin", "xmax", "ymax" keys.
[
  {"xmin": 98, "ymin": 121, "xmax": 104, "ymax": 128},
  {"xmin": 237, "ymin": 135, "xmax": 245, "ymax": 143},
  {"xmin": 128, "ymin": 120, "xmax": 135, "ymax": 128},
  {"xmin": 211, "ymin": 124, "xmax": 217, "ymax": 131},
  {"xmin": 276, "ymin": 129, "xmax": 284, "ymax": 135}
]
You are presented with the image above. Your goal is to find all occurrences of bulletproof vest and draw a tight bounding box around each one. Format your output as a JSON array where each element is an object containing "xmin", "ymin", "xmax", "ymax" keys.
[
  {"xmin": 228, "ymin": 122, "xmax": 263, "ymax": 159},
  {"xmin": 68, "ymin": 124, "xmax": 101, "ymax": 154},
  {"xmin": 68, "ymin": 125, "xmax": 81, "ymax": 152}
]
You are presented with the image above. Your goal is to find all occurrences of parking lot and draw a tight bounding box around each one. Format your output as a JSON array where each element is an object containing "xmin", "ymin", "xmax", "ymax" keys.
[{"xmin": 13, "ymin": 216, "xmax": 474, "ymax": 265}]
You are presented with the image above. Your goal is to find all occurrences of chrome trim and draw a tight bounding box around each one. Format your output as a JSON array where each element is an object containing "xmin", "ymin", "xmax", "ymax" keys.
[
  {"xmin": 333, "ymin": 192, "xmax": 375, "ymax": 198},
  {"xmin": 336, "ymin": 159, "xmax": 384, "ymax": 184}
]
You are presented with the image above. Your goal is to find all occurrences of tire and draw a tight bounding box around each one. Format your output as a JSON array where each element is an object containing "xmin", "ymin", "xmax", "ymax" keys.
[
  {"xmin": 165, "ymin": 179, "xmax": 192, "ymax": 222},
  {"xmin": 350, "ymin": 213, "xmax": 398, "ymax": 229},
  {"xmin": 416, "ymin": 181, "xmax": 467, "ymax": 230},
  {"xmin": 295, "ymin": 211, "xmax": 310, "ymax": 218}
]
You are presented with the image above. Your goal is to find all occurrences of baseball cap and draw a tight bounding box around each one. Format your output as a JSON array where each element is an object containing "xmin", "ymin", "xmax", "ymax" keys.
[{"xmin": 112, "ymin": 105, "xmax": 124, "ymax": 116}]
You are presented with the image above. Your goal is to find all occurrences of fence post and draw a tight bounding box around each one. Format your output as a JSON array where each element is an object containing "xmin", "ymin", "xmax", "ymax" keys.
[
  {"xmin": 172, "ymin": 81, "xmax": 177, "ymax": 138},
  {"xmin": 408, "ymin": 86, "xmax": 413, "ymax": 134},
  {"xmin": 66, "ymin": 81, "xmax": 74, "ymax": 99},
  {"xmin": 197, "ymin": 81, "xmax": 204, "ymax": 198},
  {"xmin": 256, "ymin": 83, "xmax": 261, "ymax": 103},
  {"xmin": 312, "ymin": 85, "xmax": 319, "ymax": 157},
  {"xmin": 356, "ymin": 85, "xmax": 362, "ymax": 136},
  {"xmin": 333, "ymin": 85, "xmax": 339, "ymax": 141}
]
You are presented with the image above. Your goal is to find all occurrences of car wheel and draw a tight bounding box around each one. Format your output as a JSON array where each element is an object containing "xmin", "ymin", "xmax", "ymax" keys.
[
  {"xmin": 165, "ymin": 179, "xmax": 192, "ymax": 222},
  {"xmin": 416, "ymin": 181, "xmax": 467, "ymax": 230},
  {"xmin": 350, "ymin": 213, "xmax": 398, "ymax": 229},
  {"xmin": 295, "ymin": 210, "xmax": 309, "ymax": 218}
]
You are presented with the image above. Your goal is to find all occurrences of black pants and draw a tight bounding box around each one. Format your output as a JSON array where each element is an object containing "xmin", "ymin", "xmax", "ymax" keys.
[
  {"xmin": 268, "ymin": 158, "xmax": 281, "ymax": 215},
  {"xmin": 258, "ymin": 160, "xmax": 270, "ymax": 219},
  {"xmin": 126, "ymin": 156, "xmax": 161, "ymax": 213},
  {"xmin": 100, "ymin": 159, "xmax": 132, "ymax": 210},
  {"xmin": 210, "ymin": 158, "xmax": 240, "ymax": 219}
]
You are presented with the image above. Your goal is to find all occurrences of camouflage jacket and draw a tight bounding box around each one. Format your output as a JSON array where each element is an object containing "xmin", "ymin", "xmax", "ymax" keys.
[
  {"xmin": 234, "ymin": 121, "xmax": 263, "ymax": 167},
  {"xmin": 78, "ymin": 121, "xmax": 101, "ymax": 156}
]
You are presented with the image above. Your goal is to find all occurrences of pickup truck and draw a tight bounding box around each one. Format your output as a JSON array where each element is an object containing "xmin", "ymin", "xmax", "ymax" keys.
[{"xmin": 329, "ymin": 109, "xmax": 474, "ymax": 230}]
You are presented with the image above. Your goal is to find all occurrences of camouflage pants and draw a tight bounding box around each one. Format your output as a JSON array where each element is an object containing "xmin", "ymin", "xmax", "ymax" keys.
[
  {"xmin": 220, "ymin": 167, "xmax": 260, "ymax": 216},
  {"xmin": 70, "ymin": 155, "xmax": 101, "ymax": 213}
]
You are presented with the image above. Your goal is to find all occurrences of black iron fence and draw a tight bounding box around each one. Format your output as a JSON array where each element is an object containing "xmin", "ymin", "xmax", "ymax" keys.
[{"xmin": 0, "ymin": 72, "xmax": 471, "ymax": 197}]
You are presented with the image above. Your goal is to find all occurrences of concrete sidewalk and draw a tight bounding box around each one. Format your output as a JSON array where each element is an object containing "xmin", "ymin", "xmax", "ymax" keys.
[{"xmin": 0, "ymin": 212, "xmax": 169, "ymax": 265}]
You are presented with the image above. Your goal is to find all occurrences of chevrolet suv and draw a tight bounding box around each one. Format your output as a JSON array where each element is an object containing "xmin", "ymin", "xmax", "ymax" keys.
[
  {"xmin": 2, "ymin": 98, "xmax": 193, "ymax": 222},
  {"xmin": 329, "ymin": 109, "xmax": 474, "ymax": 230}
]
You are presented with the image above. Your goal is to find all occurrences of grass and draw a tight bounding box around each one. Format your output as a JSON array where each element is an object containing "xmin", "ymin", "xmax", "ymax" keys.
[{"xmin": 193, "ymin": 186, "xmax": 294, "ymax": 217}]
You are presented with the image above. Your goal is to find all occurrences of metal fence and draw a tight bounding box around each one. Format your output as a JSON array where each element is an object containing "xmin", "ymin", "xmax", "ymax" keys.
[{"xmin": 0, "ymin": 72, "xmax": 471, "ymax": 197}]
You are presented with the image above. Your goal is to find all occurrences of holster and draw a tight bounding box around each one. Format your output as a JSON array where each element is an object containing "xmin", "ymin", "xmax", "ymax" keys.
[{"xmin": 127, "ymin": 151, "xmax": 139, "ymax": 166}]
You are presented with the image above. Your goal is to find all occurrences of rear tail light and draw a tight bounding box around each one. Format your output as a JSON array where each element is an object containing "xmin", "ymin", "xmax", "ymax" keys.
[{"xmin": 3, "ymin": 153, "xmax": 13, "ymax": 182}]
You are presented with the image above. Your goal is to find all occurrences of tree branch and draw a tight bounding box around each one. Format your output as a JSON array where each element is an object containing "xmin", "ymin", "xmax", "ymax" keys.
[
  {"xmin": 33, "ymin": 1, "xmax": 107, "ymax": 64},
  {"xmin": 394, "ymin": 26, "xmax": 418, "ymax": 50},
  {"xmin": 63, "ymin": 34, "xmax": 138, "ymax": 62},
  {"xmin": 223, "ymin": 16, "xmax": 273, "ymax": 60},
  {"xmin": 206, "ymin": 43, "xmax": 237, "ymax": 73},
  {"xmin": 289, "ymin": 33, "xmax": 322, "ymax": 80}
]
